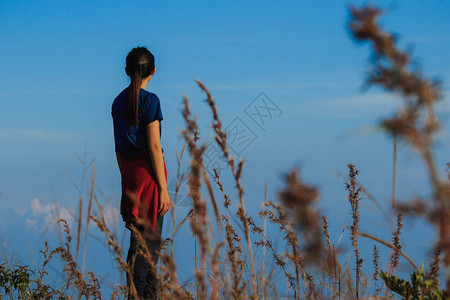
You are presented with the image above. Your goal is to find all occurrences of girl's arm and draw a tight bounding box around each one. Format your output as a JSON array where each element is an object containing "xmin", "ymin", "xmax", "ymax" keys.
[
  {"xmin": 115, "ymin": 149, "xmax": 123, "ymax": 174},
  {"xmin": 147, "ymin": 120, "xmax": 167, "ymax": 191},
  {"xmin": 147, "ymin": 120, "xmax": 172, "ymax": 215}
]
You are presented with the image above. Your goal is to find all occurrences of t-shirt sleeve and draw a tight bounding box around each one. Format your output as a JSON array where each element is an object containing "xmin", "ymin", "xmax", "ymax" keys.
[{"xmin": 143, "ymin": 93, "xmax": 163, "ymax": 125}]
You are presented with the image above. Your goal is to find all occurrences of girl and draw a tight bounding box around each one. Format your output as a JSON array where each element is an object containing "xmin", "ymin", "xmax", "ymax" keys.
[{"xmin": 111, "ymin": 46, "xmax": 172, "ymax": 299}]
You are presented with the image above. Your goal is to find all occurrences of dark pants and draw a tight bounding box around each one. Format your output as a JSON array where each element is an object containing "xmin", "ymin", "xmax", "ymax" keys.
[{"xmin": 126, "ymin": 214, "xmax": 164, "ymax": 300}]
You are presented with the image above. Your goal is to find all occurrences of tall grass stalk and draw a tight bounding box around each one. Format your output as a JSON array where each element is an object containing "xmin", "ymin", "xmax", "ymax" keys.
[
  {"xmin": 391, "ymin": 133, "xmax": 397, "ymax": 233},
  {"xmin": 196, "ymin": 79, "xmax": 258, "ymax": 299}
]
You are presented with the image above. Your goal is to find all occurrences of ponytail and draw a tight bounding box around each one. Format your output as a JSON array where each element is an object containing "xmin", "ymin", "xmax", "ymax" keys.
[
  {"xmin": 124, "ymin": 46, "xmax": 155, "ymax": 126},
  {"xmin": 127, "ymin": 69, "xmax": 141, "ymax": 126}
]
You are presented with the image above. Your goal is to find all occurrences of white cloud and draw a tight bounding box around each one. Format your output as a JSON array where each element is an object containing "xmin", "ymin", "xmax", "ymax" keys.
[
  {"xmin": 436, "ymin": 99, "xmax": 450, "ymax": 113},
  {"xmin": 26, "ymin": 219, "xmax": 37, "ymax": 227},
  {"xmin": 0, "ymin": 128, "xmax": 75, "ymax": 143},
  {"xmin": 156, "ymin": 78, "xmax": 356, "ymax": 91},
  {"xmin": 15, "ymin": 208, "xmax": 27, "ymax": 217},
  {"xmin": 103, "ymin": 205, "xmax": 119, "ymax": 228},
  {"xmin": 31, "ymin": 198, "xmax": 53, "ymax": 216},
  {"xmin": 0, "ymin": 88, "xmax": 111, "ymax": 96},
  {"xmin": 44, "ymin": 205, "xmax": 74, "ymax": 229},
  {"xmin": 29, "ymin": 198, "xmax": 74, "ymax": 228},
  {"xmin": 403, "ymin": 36, "xmax": 450, "ymax": 44},
  {"xmin": 320, "ymin": 93, "xmax": 404, "ymax": 112},
  {"xmin": 31, "ymin": 198, "xmax": 42, "ymax": 215},
  {"xmin": 208, "ymin": 81, "xmax": 356, "ymax": 91},
  {"xmin": 311, "ymin": 91, "xmax": 450, "ymax": 119}
]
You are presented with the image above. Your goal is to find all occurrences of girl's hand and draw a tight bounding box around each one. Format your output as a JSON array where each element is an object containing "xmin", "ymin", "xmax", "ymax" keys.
[{"xmin": 158, "ymin": 189, "xmax": 172, "ymax": 215}]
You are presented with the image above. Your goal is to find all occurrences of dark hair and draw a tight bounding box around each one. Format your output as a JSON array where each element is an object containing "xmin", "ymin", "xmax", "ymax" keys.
[{"xmin": 125, "ymin": 46, "xmax": 155, "ymax": 126}]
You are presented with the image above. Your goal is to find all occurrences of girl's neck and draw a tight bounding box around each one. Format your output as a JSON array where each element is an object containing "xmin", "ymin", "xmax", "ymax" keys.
[{"xmin": 140, "ymin": 75, "xmax": 152, "ymax": 90}]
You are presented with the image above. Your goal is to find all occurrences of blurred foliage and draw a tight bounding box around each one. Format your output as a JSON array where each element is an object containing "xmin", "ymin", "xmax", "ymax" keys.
[{"xmin": 381, "ymin": 265, "xmax": 448, "ymax": 300}]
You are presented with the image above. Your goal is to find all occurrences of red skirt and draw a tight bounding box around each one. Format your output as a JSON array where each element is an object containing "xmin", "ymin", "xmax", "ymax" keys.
[{"xmin": 120, "ymin": 151, "xmax": 167, "ymax": 231}]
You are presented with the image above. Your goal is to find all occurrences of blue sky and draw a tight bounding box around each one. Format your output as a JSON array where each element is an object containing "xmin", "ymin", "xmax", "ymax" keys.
[{"xmin": 0, "ymin": 0, "xmax": 449, "ymax": 297}]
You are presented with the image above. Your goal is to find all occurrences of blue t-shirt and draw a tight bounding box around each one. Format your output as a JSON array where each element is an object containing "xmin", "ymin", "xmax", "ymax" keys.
[{"xmin": 111, "ymin": 87, "xmax": 164, "ymax": 155}]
